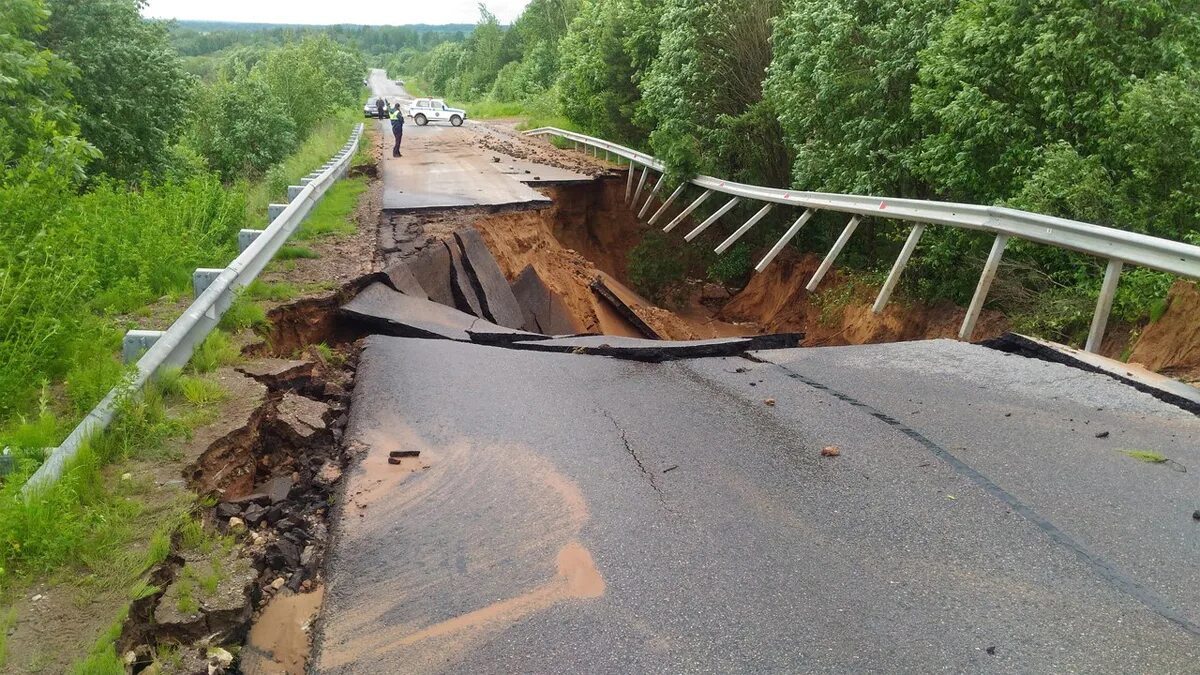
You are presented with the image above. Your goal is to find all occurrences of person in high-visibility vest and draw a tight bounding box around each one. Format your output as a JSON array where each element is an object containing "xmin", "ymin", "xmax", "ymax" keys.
[{"xmin": 388, "ymin": 103, "xmax": 405, "ymax": 158}]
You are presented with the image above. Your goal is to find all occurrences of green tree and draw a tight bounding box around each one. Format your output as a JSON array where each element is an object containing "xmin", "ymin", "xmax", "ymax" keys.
[
  {"xmin": 253, "ymin": 34, "xmax": 364, "ymax": 139},
  {"xmin": 191, "ymin": 75, "xmax": 296, "ymax": 180},
  {"xmin": 912, "ymin": 0, "xmax": 1200, "ymax": 204},
  {"xmin": 41, "ymin": 0, "xmax": 193, "ymax": 182},
  {"xmin": 639, "ymin": 0, "xmax": 788, "ymax": 185},
  {"xmin": 557, "ymin": 0, "xmax": 660, "ymax": 143},
  {"xmin": 766, "ymin": 0, "xmax": 955, "ymax": 197}
]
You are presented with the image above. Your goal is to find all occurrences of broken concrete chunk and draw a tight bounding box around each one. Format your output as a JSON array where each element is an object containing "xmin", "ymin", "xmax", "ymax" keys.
[
  {"xmin": 379, "ymin": 260, "xmax": 430, "ymax": 299},
  {"xmin": 445, "ymin": 238, "xmax": 486, "ymax": 318},
  {"xmin": 590, "ymin": 275, "xmax": 661, "ymax": 339},
  {"xmin": 341, "ymin": 282, "xmax": 547, "ymax": 344},
  {"xmin": 511, "ymin": 264, "xmax": 580, "ymax": 335},
  {"xmin": 405, "ymin": 243, "xmax": 457, "ymax": 307},
  {"xmin": 264, "ymin": 475, "xmax": 295, "ymax": 504},
  {"xmin": 216, "ymin": 502, "xmax": 241, "ymax": 519},
  {"xmin": 454, "ymin": 228, "xmax": 526, "ymax": 330},
  {"xmin": 274, "ymin": 393, "xmax": 331, "ymax": 444},
  {"xmin": 236, "ymin": 359, "xmax": 316, "ymax": 388}
]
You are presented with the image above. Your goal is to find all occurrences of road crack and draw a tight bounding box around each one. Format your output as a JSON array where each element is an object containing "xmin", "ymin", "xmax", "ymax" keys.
[{"xmin": 600, "ymin": 409, "xmax": 671, "ymax": 511}]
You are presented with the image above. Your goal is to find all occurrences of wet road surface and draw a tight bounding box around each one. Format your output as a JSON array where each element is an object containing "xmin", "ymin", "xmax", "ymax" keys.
[{"xmin": 313, "ymin": 336, "xmax": 1200, "ymax": 673}]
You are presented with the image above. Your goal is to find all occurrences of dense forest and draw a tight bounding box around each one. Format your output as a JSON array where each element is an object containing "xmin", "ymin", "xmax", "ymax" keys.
[
  {"xmin": 388, "ymin": 0, "xmax": 1200, "ymax": 342},
  {"xmin": 1, "ymin": 0, "xmax": 364, "ymax": 450}
]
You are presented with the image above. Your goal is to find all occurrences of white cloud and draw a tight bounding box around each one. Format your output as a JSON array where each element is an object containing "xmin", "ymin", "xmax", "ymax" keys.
[{"xmin": 142, "ymin": 0, "xmax": 533, "ymax": 26}]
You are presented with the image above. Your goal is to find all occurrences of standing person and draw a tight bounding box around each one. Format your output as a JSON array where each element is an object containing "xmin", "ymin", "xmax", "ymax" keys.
[
  {"xmin": 388, "ymin": 102, "xmax": 405, "ymax": 157},
  {"xmin": 375, "ymin": 97, "xmax": 386, "ymax": 118}
]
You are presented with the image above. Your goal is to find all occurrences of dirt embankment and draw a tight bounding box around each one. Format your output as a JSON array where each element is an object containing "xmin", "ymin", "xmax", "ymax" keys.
[
  {"xmin": 473, "ymin": 179, "xmax": 756, "ymax": 340},
  {"xmin": 719, "ymin": 249, "xmax": 1010, "ymax": 347},
  {"xmin": 1129, "ymin": 280, "xmax": 1200, "ymax": 383}
]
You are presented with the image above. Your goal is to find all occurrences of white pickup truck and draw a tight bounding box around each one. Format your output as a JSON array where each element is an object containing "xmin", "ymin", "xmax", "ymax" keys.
[{"xmin": 407, "ymin": 99, "xmax": 467, "ymax": 127}]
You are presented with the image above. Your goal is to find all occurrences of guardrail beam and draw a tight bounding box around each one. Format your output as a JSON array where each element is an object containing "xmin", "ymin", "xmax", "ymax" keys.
[
  {"xmin": 192, "ymin": 268, "xmax": 224, "ymax": 299},
  {"xmin": 1085, "ymin": 259, "xmax": 1123, "ymax": 353},
  {"xmin": 959, "ymin": 234, "xmax": 1010, "ymax": 341},
  {"xmin": 238, "ymin": 229, "xmax": 265, "ymax": 253},
  {"xmin": 873, "ymin": 223, "xmax": 927, "ymax": 313},
  {"xmin": 648, "ymin": 182, "xmax": 688, "ymax": 225},
  {"xmin": 807, "ymin": 216, "xmax": 863, "ymax": 292},
  {"xmin": 122, "ymin": 330, "xmax": 164, "ymax": 364},
  {"xmin": 664, "ymin": 189, "xmax": 713, "ymax": 233},
  {"xmin": 715, "ymin": 204, "xmax": 773, "ymax": 254},
  {"xmin": 268, "ymin": 203, "xmax": 288, "ymax": 222},
  {"xmin": 756, "ymin": 209, "xmax": 815, "ymax": 272},
  {"xmin": 686, "ymin": 197, "xmax": 741, "ymax": 242}
]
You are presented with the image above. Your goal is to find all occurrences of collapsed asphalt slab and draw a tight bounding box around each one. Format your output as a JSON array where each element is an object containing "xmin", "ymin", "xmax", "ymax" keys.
[
  {"xmin": 501, "ymin": 333, "xmax": 804, "ymax": 362},
  {"xmin": 511, "ymin": 265, "xmax": 577, "ymax": 335},
  {"xmin": 340, "ymin": 282, "xmax": 544, "ymax": 344},
  {"xmin": 313, "ymin": 336, "xmax": 1200, "ymax": 673}
]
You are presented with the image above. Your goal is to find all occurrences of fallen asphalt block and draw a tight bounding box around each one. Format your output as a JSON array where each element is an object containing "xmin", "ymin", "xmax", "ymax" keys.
[
  {"xmin": 511, "ymin": 264, "xmax": 579, "ymax": 335},
  {"xmin": 590, "ymin": 273, "xmax": 662, "ymax": 339},
  {"xmin": 340, "ymin": 282, "xmax": 547, "ymax": 345},
  {"xmin": 454, "ymin": 228, "xmax": 527, "ymax": 330},
  {"xmin": 404, "ymin": 243, "xmax": 458, "ymax": 308},
  {"xmin": 378, "ymin": 260, "xmax": 429, "ymax": 300}
]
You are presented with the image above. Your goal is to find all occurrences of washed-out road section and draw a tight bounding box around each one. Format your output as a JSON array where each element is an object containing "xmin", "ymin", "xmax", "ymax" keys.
[{"xmin": 316, "ymin": 73, "xmax": 1200, "ymax": 672}]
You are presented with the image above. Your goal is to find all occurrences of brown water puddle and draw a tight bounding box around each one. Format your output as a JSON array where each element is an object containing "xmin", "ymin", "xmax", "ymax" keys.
[{"xmin": 242, "ymin": 586, "xmax": 326, "ymax": 674}]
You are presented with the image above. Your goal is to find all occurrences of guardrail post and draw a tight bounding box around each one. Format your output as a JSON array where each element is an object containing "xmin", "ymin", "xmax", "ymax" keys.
[
  {"xmin": 1085, "ymin": 259, "xmax": 1123, "ymax": 353},
  {"xmin": 959, "ymin": 234, "xmax": 1010, "ymax": 341},
  {"xmin": 625, "ymin": 163, "xmax": 637, "ymax": 203},
  {"xmin": 756, "ymin": 209, "xmax": 815, "ymax": 272},
  {"xmin": 268, "ymin": 204, "xmax": 287, "ymax": 222},
  {"xmin": 686, "ymin": 197, "xmax": 741, "ymax": 241},
  {"xmin": 632, "ymin": 167, "xmax": 651, "ymax": 207},
  {"xmin": 806, "ymin": 216, "xmax": 863, "ymax": 292},
  {"xmin": 287, "ymin": 185, "xmax": 304, "ymax": 201},
  {"xmin": 192, "ymin": 268, "xmax": 224, "ymax": 299},
  {"xmin": 715, "ymin": 204, "xmax": 773, "ymax": 254},
  {"xmin": 638, "ymin": 178, "xmax": 665, "ymax": 218},
  {"xmin": 664, "ymin": 189, "xmax": 713, "ymax": 233},
  {"xmin": 122, "ymin": 330, "xmax": 165, "ymax": 363},
  {"xmin": 873, "ymin": 224, "xmax": 927, "ymax": 313},
  {"xmin": 300, "ymin": 177, "xmax": 314, "ymax": 186},
  {"xmin": 238, "ymin": 229, "xmax": 265, "ymax": 253},
  {"xmin": 649, "ymin": 183, "xmax": 688, "ymax": 225}
]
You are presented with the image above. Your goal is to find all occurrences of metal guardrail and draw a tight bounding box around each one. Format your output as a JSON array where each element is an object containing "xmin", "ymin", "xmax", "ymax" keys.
[
  {"xmin": 23, "ymin": 124, "xmax": 364, "ymax": 493},
  {"xmin": 527, "ymin": 127, "xmax": 1200, "ymax": 353}
]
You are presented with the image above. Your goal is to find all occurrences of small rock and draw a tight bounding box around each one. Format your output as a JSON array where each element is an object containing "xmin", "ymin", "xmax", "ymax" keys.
[
  {"xmin": 271, "ymin": 577, "xmax": 286, "ymax": 591},
  {"xmin": 1095, "ymin": 431, "xmax": 1110, "ymax": 438},
  {"xmin": 31, "ymin": 594, "xmax": 42, "ymax": 602},
  {"xmin": 123, "ymin": 650, "xmax": 138, "ymax": 666},
  {"xmin": 264, "ymin": 475, "xmax": 294, "ymax": 505},
  {"xmin": 735, "ymin": 367, "xmax": 748, "ymax": 373},
  {"xmin": 986, "ymin": 646, "xmax": 997, "ymax": 656},
  {"xmin": 208, "ymin": 646, "xmax": 234, "ymax": 667},
  {"xmin": 120, "ymin": 472, "xmax": 132, "ymax": 481},
  {"xmin": 215, "ymin": 502, "xmax": 241, "ymax": 519},
  {"xmin": 764, "ymin": 398, "xmax": 776, "ymax": 407},
  {"xmin": 1004, "ymin": 413, "xmax": 1012, "ymax": 417},
  {"xmin": 228, "ymin": 517, "xmax": 247, "ymax": 534},
  {"xmin": 301, "ymin": 579, "xmax": 313, "ymax": 592},
  {"xmin": 1193, "ymin": 510, "xmax": 1200, "ymax": 521},
  {"xmin": 821, "ymin": 446, "xmax": 841, "ymax": 458},
  {"xmin": 243, "ymin": 503, "xmax": 267, "ymax": 527}
]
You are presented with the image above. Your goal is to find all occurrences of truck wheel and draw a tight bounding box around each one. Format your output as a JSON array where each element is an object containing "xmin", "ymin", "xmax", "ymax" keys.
[
  {"xmin": 450, "ymin": 115, "xmax": 463, "ymax": 127},
  {"xmin": 415, "ymin": 114, "xmax": 427, "ymax": 126}
]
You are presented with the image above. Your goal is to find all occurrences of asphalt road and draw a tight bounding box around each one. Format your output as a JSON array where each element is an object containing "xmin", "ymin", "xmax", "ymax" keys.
[
  {"xmin": 313, "ymin": 336, "xmax": 1200, "ymax": 673},
  {"xmin": 365, "ymin": 69, "xmax": 584, "ymax": 211}
]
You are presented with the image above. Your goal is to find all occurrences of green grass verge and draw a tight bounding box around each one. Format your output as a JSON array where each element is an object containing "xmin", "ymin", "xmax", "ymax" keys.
[{"xmin": 294, "ymin": 176, "xmax": 366, "ymax": 241}]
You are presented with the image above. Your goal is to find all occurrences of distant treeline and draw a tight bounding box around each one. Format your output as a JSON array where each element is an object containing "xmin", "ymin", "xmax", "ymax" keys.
[{"xmin": 170, "ymin": 21, "xmax": 470, "ymax": 56}]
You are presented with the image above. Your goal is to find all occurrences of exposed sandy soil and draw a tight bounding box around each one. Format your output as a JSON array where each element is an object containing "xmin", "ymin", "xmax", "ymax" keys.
[
  {"xmin": 1129, "ymin": 280, "xmax": 1200, "ymax": 384},
  {"xmin": 719, "ymin": 248, "xmax": 1009, "ymax": 347},
  {"xmin": 472, "ymin": 179, "xmax": 755, "ymax": 339}
]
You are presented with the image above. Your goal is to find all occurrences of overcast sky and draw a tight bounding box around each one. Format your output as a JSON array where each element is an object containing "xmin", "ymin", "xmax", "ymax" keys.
[{"xmin": 142, "ymin": 0, "xmax": 533, "ymax": 26}]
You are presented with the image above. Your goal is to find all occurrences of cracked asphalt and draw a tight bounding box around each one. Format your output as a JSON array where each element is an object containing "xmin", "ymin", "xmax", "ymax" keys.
[{"xmin": 313, "ymin": 337, "xmax": 1200, "ymax": 673}]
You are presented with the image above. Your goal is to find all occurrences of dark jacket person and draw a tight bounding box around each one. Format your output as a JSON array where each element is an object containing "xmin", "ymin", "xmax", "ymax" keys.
[{"xmin": 375, "ymin": 97, "xmax": 386, "ymax": 117}]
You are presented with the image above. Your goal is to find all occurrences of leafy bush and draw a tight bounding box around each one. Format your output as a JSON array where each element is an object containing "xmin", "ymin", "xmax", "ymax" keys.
[{"xmin": 628, "ymin": 231, "xmax": 689, "ymax": 303}]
